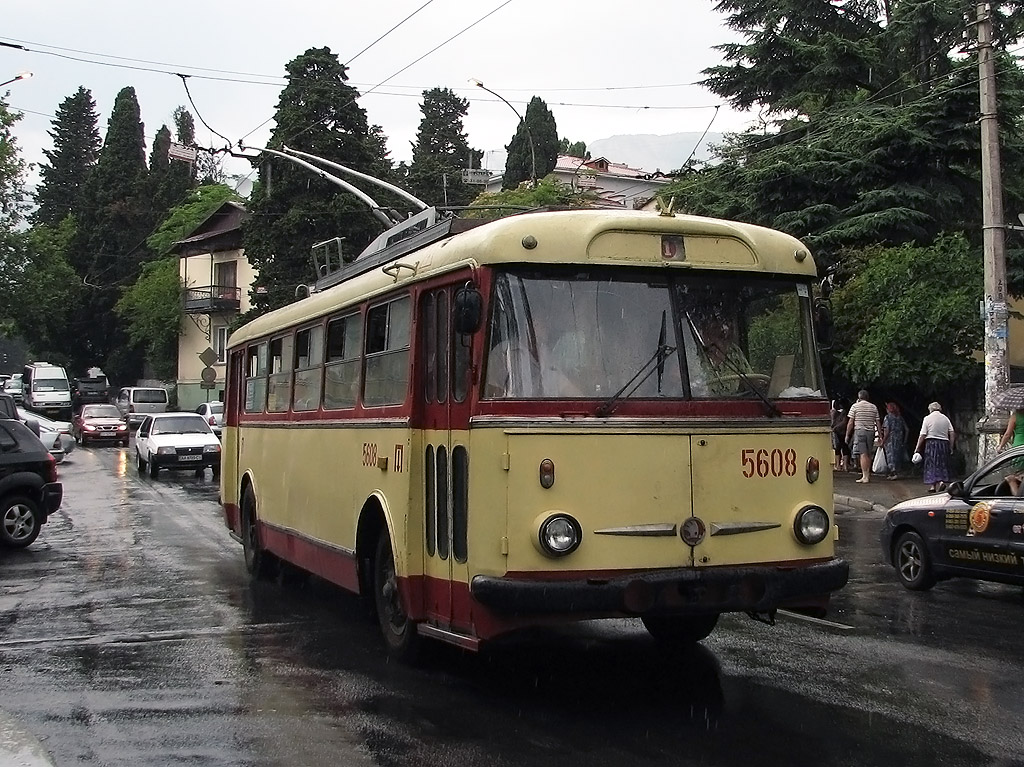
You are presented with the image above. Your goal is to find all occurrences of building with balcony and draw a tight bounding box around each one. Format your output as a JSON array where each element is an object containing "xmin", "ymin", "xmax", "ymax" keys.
[{"xmin": 173, "ymin": 200, "xmax": 256, "ymax": 410}]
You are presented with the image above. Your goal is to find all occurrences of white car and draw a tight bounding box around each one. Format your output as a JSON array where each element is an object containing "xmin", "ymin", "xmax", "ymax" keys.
[
  {"xmin": 195, "ymin": 401, "xmax": 224, "ymax": 437},
  {"xmin": 18, "ymin": 407, "xmax": 75, "ymax": 460},
  {"xmin": 134, "ymin": 412, "xmax": 221, "ymax": 479}
]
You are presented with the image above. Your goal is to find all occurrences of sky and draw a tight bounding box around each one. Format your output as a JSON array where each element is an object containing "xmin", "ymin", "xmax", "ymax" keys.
[{"xmin": 0, "ymin": 0, "xmax": 752, "ymax": 191}]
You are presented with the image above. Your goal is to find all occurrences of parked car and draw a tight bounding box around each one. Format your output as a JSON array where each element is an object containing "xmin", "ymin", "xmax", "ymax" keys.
[
  {"xmin": 134, "ymin": 412, "xmax": 221, "ymax": 479},
  {"xmin": 195, "ymin": 401, "xmax": 224, "ymax": 437},
  {"xmin": 72, "ymin": 403, "xmax": 130, "ymax": 446},
  {"xmin": 18, "ymin": 407, "xmax": 74, "ymax": 462},
  {"xmin": 116, "ymin": 386, "xmax": 169, "ymax": 427},
  {"xmin": 881, "ymin": 444, "xmax": 1024, "ymax": 591},
  {"xmin": 3, "ymin": 375, "xmax": 23, "ymax": 403},
  {"xmin": 0, "ymin": 418, "xmax": 63, "ymax": 548}
]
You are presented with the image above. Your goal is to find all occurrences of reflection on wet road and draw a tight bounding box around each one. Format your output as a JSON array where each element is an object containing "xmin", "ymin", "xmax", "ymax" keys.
[{"xmin": 1, "ymin": 446, "xmax": 1022, "ymax": 766}]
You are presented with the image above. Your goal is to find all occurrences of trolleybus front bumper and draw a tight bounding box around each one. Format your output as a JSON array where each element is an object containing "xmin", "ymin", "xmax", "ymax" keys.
[{"xmin": 470, "ymin": 559, "xmax": 849, "ymax": 616}]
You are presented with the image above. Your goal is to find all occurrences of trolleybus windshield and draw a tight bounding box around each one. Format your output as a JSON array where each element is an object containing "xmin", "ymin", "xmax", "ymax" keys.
[{"xmin": 483, "ymin": 269, "xmax": 823, "ymax": 401}]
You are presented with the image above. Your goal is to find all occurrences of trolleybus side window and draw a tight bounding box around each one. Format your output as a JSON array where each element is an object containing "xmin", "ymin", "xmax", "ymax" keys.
[
  {"xmin": 267, "ymin": 334, "xmax": 293, "ymax": 412},
  {"xmin": 325, "ymin": 312, "xmax": 362, "ymax": 410},
  {"xmin": 364, "ymin": 295, "xmax": 412, "ymax": 407},
  {"xmin": 244, "ymin": 342, "xmax": 268, "ymax": 413},
  {"xmin": 293, "ymin": 324, "xmax": 324, "ymax": 412}
]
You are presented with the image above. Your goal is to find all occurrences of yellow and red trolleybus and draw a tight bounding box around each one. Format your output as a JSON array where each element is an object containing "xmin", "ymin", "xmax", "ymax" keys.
[{"xmin": 221, "ymin": 206, "xmax": 848, "ymax": 658}]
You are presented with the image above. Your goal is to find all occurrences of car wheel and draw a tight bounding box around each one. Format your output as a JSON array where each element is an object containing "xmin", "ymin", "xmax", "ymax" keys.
[
  {"xmin": 641, "ymin": 614, "xmax": 720, "ymax": 643},
  {"xmin": 120, "ymin": 439, "xmax": 129, "ymax": 447},
  {"xmin": 373, "ymin": 528, "xmax": 419, "ymax": 662},
  {"xmin": 136, "ymin": 450, "xmax": 146, "ymax": 473},
  {"xmin": 0, "ymin": 495, "xmax": 42, "ymax": 548},
  {"xmin": 894, "ymin": 530, "xmax": 936, "ymax": 591},
  {"xmin": 241, "ymin": 487, "xmax": 275, "ymax": 579},
  {"xmin": 149, "ymin": 456, "xmax": 160, "ymax": 478}
]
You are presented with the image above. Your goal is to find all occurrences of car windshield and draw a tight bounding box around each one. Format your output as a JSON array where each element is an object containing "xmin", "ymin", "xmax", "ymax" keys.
[
  {"xmin": 83, "ymin": 405, "xmax": 121, "ymax": 418},
  {"xmin": 209, "ymin": 402, "xmax": 223, "ymax": 415},
  {"xmin": 484, "ymin": 269, "xmax": 824, "ymax": 401},
  {"xmin": 152, "ymin": 416, "xmax": 211, "ymax": 435},
  {"xmin": 32, "ymin": 378, "xmax": 69, "ymax": 392}
]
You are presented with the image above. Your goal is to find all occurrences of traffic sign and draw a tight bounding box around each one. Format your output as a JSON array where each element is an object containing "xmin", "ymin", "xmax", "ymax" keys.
[
  {"xmin": 199, "ymin": 346, "xmax": 219, "ymax": 367},
  {"xmin": 200, "ymin": 382, "xmax": 217, "ymax": 390},
  {"xmin": 201, "ymin": 366, "xmax": 217, "ymax": 383},
  {"xmin": 462, "ymin": 168, "xmax": 491, "ymax": 185}
]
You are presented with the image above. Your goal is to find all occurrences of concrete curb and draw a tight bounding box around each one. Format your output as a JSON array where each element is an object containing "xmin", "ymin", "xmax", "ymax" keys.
[
  {"xmin": 0, "ymin": 710, "xmax": 56, "ymax": 766},
  {"xmin": 833, "ymin": 494, "xmax": 888, "ymax": 514}
]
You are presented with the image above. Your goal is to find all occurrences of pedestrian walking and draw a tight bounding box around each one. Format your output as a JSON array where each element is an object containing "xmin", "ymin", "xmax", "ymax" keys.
[
  {"xmin": 846, "ymin": 390, "xmax": 882, "ymax": 484},
  {"xmin": 881, "ymin": 402, "xmax": 908, "ymax": 480},
  {"xmin": 914, "ymin": 401, "xmax": 955, "ymax": 493},
  {"xmin": 997, "ymin": 406, "xmax": 1024, "ymax": 451},
  {"xmin": 831, "ymin": 398, "xmax": 850, "ymax": 471}
]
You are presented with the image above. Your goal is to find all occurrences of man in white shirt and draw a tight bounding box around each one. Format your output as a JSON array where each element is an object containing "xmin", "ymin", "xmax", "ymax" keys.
[{"xmin": 846, "ymin": 389, "xmax": 882, "ymax": 484}]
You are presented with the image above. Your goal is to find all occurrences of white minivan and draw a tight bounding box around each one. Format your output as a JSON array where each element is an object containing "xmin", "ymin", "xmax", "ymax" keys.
[
  {"xmin": 22, "ymin": 362, "xmax": 72, "ymax": 418},
  {"xmin": 116, "ymin": 386, "xmax": 169, "ymax": 427}
]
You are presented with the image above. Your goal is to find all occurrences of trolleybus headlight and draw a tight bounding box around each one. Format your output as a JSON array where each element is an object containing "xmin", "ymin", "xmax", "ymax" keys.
[
  {"xmin": 793, "ymin": 505, "xmax": 830, "ymax": 545},
  {"xmin": 538, "ymin": 514, "xmax": 582, "ymax": 556}
]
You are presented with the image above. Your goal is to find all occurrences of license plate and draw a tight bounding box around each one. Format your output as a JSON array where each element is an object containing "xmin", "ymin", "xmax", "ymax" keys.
[{"xmin": 179, "ymin": 454, "xmax": 202, "ymax": 461}]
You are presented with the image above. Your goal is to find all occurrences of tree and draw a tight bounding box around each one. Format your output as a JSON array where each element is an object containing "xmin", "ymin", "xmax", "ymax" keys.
[
  {"xmin": 243, "ymin": 47, "xmax": 395, "ymax": 314},
  {"xmin": 0, "ymin": 97, "xmax": 28, "ymax": 322},
  {"xmin": 32, "ymin": 86, "xmax": 101, "ymax": 227},
  {"xmin": 503, "ymin": 97, "xmax": 559, "ymax": 189},
  {"xmin": 407, "ymin": 88, "xmax": 481, "ymax": 207},
  {"xmin": 559, "ymin": 138, "xmax": 589, "ymax": 159},
  {"xmin": 831, "ymin": 235, "xmax": 982, "ymax": 391},
  {"xmin": 65, "ymin": 86, "xmax": 153, "ymax": 381},
  {"xmin": 115, "ymin": 257, "xmax": 181, "ymax": 381}
]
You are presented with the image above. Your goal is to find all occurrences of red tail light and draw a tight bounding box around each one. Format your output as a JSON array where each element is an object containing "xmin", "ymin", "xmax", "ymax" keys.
[
  {"xmin": 208, "ymin": 415, "xmax": 216, "ymax": 425},
  {"xmin": 45, "ymin": 453, "xmax": 58, "ymax": 482}
]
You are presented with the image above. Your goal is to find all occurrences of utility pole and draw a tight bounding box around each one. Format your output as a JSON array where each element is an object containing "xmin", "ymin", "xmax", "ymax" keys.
[{"xmin": 978, "ymin": 1, "xmax": 1009, "ymax": 459}]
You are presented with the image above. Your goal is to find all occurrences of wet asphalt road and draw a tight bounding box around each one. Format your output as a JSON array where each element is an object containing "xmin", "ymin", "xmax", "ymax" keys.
[{"xmin": 1, "ymin": 445, "xmax": 1023, "ymax": 767}]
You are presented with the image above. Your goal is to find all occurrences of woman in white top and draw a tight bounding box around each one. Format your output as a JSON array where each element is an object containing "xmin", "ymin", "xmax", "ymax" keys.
[{"xmin": 914, "ymin": 402, "xmax": 955, "ymax": 493}]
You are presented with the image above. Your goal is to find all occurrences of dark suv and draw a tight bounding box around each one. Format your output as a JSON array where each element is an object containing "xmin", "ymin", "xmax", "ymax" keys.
[
  {"xmin": 72, "ymin": 375, "xmax": 110, "ymax": 409},
  {"xmin": 0, "ymin": 418, "xmax": 62, "ymax": 548}
]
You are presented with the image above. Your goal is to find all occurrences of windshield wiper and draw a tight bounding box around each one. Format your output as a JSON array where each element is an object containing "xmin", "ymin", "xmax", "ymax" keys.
[
  {"xmin": 596, "ymin": 342, "xmax": 678, "ymax": 417},
  {"xmin": 683, "ymin": 310, "xmax": 781, "ymax": 418}
]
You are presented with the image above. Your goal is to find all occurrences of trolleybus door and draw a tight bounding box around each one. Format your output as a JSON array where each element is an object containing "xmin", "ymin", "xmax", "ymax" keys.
[{"xmin": 420, "ymin": 286, "xmax": 472, "ymax": 628}]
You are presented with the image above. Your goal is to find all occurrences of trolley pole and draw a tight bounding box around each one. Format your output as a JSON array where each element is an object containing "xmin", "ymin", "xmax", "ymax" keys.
[{"xmin": 978, "ymin": 1, "xmax": 1009, "ymax": 461}]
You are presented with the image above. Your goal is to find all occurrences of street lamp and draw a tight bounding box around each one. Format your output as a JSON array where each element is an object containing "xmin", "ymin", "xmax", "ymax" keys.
[
  {"xmin": 469, "ymin": 78, "xmax": 537, "ymax": 186},
  {"xmin": 0, "ymin": 71, "xmax": 32, "ymax": 88}
]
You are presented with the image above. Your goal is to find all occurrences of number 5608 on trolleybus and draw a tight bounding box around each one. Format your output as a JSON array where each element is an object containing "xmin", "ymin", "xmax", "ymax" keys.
[{"xmin": 219, "ymin": 159, "xmax": 848, "ymax": 659}]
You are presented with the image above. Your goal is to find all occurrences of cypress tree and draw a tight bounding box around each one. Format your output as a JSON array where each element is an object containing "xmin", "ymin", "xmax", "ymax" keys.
[
  {"xmin": 407, "ymin": 87, "xmax": 481, "ymax": 207},
  {"xmin": 32, "ymin": 86, "xmax": 101, "ymax": 227},
  {"xmin": 502, "ymin": 96, "xmax": 558, "ymax": 190},
  {"xmin": 243, "ymin": 47, "xmax": 395, "ymax": 314},
  {"xmin": 66, "ymin": 86, "xmax": 153, "ymax": 380}
]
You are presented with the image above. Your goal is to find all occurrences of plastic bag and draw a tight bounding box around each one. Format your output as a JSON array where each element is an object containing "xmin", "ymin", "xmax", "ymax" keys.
[
  {"xmin": 872, "ymin": 447, "xmax": 889, "ymax": 474},
  {"xmin": 912, "ymin": 451, "xmax": 923, "ymax": 465}
]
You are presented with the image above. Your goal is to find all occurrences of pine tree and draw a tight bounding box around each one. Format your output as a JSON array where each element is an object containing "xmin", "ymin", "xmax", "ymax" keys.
[
  {"xmin": 0, "ymin": 98, "xmax": 28, "ymax": 322},
  {"xmin": 32, "ymin": 86, "xmax": 101, "ymax": 227},
  {"xmin": 407, "ymin": 88, "xmax": 480, "ymax": 207},
  {"xmin": 502, "ymin": 97, "xmax": 559, "ymax": 190},
  {"xmin": 243, "ymin": 47, "xmax": 394, "ymax": 314}
]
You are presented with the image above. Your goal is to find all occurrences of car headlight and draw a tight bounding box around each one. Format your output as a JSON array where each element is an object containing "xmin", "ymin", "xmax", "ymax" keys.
[
  {"xmin": 794, "ymin": 505, "xmax": 830, "ymax": 544},
  {"xmin": 117, "ymin": 423, "xmax": 127, "ymax": 431},
  {"xmin": 83, "ymin": 424, "xmax": 96, "ymax": 431},
  {"xmin": 203, "ymin": 444, "xmax": 221, "ymax": 454},
  {"xmin": 538, "ymin": 514, "xmax": 582, "ymax": 557},
  {"xmin": 157, "ymin": 446, "xmax": 175, "ymax": 455}
]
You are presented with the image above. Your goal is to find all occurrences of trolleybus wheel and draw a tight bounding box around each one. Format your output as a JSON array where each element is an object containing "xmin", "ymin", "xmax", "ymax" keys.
[
  {"xmin": 642, "ymin": 613, "xmax": 719, "ymax": 643},
  {"xmin": 241, "ymin": 487, "xmax": 275, "ymax": 580},
  {"xmin": 373, "ymin": 529, "xmax": 419, "ymax": 662},
  {"xmin": 894, "ymin": 531, "xmax": 935, "ymax": 591}
]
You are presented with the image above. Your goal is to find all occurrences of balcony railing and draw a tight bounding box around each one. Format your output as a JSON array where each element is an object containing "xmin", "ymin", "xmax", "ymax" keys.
[{"xmin": 183, "ymin": 285, "xmax": 241, "ymax": 314}]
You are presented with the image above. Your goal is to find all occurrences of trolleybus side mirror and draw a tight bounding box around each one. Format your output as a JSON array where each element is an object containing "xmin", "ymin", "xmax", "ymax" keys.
[
  {"xmin": 453, "ymin": 285, "xmax": 483, "ymax": 334},
  {"xmin": 814, "ymin": 300, "xmax": 834, "ymax": 351}
]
